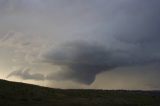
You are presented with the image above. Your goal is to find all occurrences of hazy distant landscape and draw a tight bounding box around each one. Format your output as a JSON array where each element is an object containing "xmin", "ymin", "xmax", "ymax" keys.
[{"xmin": 0, "ymin": 79, "xmax": 160, "ymax": 106}]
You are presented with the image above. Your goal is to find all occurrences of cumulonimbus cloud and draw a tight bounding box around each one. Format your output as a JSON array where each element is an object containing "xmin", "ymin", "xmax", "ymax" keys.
[
  {"xmin": 42, "ymin": 41, "xmax": 160, "ymax": 84},
  {"xmin": 44, "ymin": 42, "xmax": 114, "ymax": 84},
  {"xmin": 2, "ymin": 0, "xmax": 160, "ymax": 86}
]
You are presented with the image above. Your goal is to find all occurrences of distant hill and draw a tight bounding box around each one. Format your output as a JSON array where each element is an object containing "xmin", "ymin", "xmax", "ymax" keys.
[{"xmin": 0, "ymin": 79, "xmax": 160, "ymax": 106}]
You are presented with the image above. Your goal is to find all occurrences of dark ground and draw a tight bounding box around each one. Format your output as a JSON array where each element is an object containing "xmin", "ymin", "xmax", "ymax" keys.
[{"xmin": 0, "ymin": 79, "xmax": 160, "ymax": 106}]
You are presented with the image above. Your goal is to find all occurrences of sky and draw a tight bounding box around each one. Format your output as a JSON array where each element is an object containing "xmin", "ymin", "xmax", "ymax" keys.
[{"xmin": 0, "ymin": 0, "xmax": 160, "ymax": 90}]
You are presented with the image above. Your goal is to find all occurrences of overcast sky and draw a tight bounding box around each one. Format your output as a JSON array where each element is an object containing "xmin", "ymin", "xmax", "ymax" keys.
[{"xmin": 0, "ymin": 0, "xmax": 160, "ymax": 90}]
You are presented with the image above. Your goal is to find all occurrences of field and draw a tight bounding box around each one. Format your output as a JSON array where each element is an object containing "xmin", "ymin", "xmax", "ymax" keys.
[{"xmin": 0, "ymin": 79, "xmax": 160, "ymax": 106}]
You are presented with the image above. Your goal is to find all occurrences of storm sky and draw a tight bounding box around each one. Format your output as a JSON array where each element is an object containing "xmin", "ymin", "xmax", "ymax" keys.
[{"xmin": 0, "ymin": 0, "xmax": 160, "ymax": 90}]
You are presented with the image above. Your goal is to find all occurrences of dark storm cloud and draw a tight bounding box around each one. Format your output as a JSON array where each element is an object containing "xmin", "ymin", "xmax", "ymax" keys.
[
  {"xmin": 39, "ymin": 0, "xmax": 160, "ymax": 84},
  {"xmin": 1, "ymin": 0, "xmax": 160, "ymax": 87},
  {"xmin": 43, "ymin": 41, "xmax": 159, "ymax": 84},
  {"xmin": 7, "ymin": 68, "xmax": 45, "ymax": 81},
  {"xmin": 44, "ymin": 42, "xmax": 114, "ymax": 84}
]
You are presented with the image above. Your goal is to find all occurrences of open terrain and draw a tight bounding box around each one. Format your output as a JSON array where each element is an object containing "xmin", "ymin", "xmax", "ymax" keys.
[{"xmin": 0, "ymin": 79, "xmax": 160, "ymax": 106}]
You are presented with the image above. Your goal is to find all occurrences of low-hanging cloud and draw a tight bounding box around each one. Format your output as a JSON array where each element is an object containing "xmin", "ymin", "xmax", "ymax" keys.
[
  {"xmin": 43, "ymin": 41, "xmax": 160, "ymax": 84},
  {"xmin": 7, "ymin": 68, "xmax": 45, "ymax": 81},
  {"xmin": 44, "ymin": 42, "xmax": 114, "ymax": 84}
]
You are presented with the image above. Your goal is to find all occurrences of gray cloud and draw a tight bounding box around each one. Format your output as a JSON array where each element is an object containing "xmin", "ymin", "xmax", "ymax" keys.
[
  {"xmin": 7, "ymin": 68, "xmax": 45, "ymax": 81},
  {"xmin": 1, "ymin": 0, "xmax": 160, "ymax": 88},
  {"xmin": 44, "ymin": 42, "xmax": 113, "ymax": 84},
  {"xmin": 43, "ymin": 41, "xmax": 160, "ymax": 84},
  {"xmin": 112, "ymin": 0, "xmax": 160, "ymax": 44}
]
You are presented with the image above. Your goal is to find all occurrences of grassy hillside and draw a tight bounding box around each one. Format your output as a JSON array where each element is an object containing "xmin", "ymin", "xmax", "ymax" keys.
[{"xmin": 0, "ymin": 79, "xmax": 160, "ymax": 106}]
